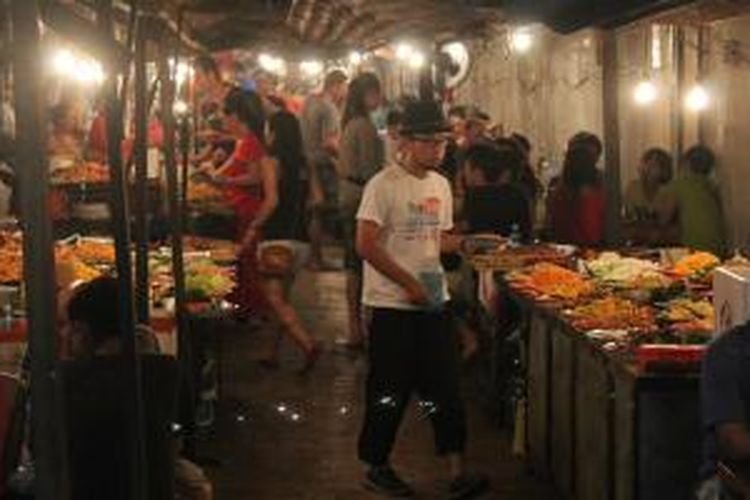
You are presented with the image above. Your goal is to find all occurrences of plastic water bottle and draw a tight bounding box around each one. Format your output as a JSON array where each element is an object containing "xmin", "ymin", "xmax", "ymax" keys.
[
  {"xmin": 509, "ymin": 223, "xmax": 522, "ymax": 247},
  {"xmin": 418, "ymin": 268, "xmax": 446, "ymax": 311}
]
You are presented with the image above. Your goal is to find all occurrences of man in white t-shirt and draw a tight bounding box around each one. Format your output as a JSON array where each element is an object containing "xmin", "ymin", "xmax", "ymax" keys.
[{"xmin": 355, "ymin": 100, "xmax": 489, "ymax": 499}]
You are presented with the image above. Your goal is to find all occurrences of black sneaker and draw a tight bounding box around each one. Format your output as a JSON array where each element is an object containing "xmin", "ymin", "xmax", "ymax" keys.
[
  {"xmin": 448, "ymin": 474, "xmax": 490, "ymax": 500},
  {"xmin": 363, "ymin": 465, "xmax": 416, "ymax": 498}
]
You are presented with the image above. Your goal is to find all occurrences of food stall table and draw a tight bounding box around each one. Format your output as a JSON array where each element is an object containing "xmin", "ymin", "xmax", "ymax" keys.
[
  {"xmin": 0, "ymin": 313, "xmax": 177, "ymax": 375},
  {"xmin": 497, "ymin": 276, "xmax": 703, "ymax": 500},
  {"xmin": 611, "ymin": 363, "xmax": 701, "ymax": 500}
]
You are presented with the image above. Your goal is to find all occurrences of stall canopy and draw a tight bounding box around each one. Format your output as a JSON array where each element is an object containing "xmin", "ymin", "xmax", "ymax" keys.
[
  {"xmin": 160, "ymin": 0, "xmax": 503, "ymax": 55},
  {"xmin": 41, "ymin": 0, "xmax": 725, "ymax": 59}
]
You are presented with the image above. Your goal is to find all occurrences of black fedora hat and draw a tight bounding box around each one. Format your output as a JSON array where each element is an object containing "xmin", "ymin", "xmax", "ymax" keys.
[{"xmin": 400, "ymin": 100, "xmax": 452, "ymax": 136}]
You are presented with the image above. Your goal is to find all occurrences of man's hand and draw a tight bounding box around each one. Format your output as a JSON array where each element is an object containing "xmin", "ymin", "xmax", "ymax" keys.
[
  {"xmin": 404, "ymin": 277, "xmax": 429, "ymax": 306},
  {"xmin": 441, "ymin": 232, "xmax": 465, "ymax": 254},
  {"xmin": 358, "ymin": 220, "xmax": 430, "ymax": 307}
]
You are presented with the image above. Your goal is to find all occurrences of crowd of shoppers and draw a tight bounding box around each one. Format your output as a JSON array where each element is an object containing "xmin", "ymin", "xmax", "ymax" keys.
[{"xmin": 181, "ymin": 53, "xmax": 734, "ymax": 499}]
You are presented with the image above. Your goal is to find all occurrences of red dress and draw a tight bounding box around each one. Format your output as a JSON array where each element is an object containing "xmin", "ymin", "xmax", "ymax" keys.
[
  {"xmin": 224, "ymin": 132, "xmax": 267, "ymax": 315},
  {"xmin": 547, "ymin": 185, "xmax": 606, "ymax": 247}
]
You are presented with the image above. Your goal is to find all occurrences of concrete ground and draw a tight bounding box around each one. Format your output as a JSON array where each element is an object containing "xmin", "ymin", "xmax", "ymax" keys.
[{"xmin": 198, "ymin": 264, "xmax": 556, "ymax": 499}]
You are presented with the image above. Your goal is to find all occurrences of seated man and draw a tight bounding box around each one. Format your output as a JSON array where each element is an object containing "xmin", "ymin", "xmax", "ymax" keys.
[
  {"xmin": 65, "ymin": 277, "xmax": 160, "ymax": 358},
  {"xmin": 700, "ymin": 324, "xmax": 750, "ymax": 499},
  {"xmin": 65, "ymin": 277, "xmax": 213, "ymax": 500}
]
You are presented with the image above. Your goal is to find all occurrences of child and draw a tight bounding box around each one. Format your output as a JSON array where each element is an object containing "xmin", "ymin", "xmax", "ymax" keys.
[{"xmin": 463, "ymin": 142, "xmax": 532, "ymax": 241}]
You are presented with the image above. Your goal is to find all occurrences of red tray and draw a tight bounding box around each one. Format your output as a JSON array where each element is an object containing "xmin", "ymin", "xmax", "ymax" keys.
[{"xmin": 634, "ymin": 344, "xmax": 707, "ymax": 372}]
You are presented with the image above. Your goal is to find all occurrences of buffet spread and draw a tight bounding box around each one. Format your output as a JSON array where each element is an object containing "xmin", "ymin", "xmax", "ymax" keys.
[
  {"xmin": 0, "ymin": 230, "xmax": 238, "ymax": 312},
  {"xmin": 469, "ymin": 239, "xmax": 738, "ymax": 372}
]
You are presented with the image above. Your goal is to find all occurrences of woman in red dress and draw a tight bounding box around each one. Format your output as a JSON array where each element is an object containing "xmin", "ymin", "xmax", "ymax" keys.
[
  {"xmin": 206, "ymin": 89, "xmax": 319, "ymax": 372},
  {"xmin": 546, "ymin": 143, "xmax": 606, "ymax": 247},
  {"xmin": 207, "ymin": 88, "xmax": 273, "ymax": 317}
]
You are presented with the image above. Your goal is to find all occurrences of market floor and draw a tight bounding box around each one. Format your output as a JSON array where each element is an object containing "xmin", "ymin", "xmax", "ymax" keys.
[{"xmin": 198, "ymin": 264, "xmax": 556, "ymax": 499}]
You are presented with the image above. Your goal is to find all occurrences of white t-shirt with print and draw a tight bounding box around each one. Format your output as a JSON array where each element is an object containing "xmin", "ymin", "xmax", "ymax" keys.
[{"xmin": 357, "ymin": 164, "xmax": 453, "ymax": 310}]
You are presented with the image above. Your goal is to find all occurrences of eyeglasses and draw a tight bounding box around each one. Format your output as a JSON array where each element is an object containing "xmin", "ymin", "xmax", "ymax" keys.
[{"xmin": 411, "ymin": 136, "xmax": 448, "ymax": 146}]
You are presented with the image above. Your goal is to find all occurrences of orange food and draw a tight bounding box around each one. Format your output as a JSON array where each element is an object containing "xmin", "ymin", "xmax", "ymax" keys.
[
  {"xmin": 671, "ymin": 252, "xmax": 720, "ymax": 277},
  {"xmin": 471, "ymin": 245, "xmax": 570, "ymax": 272},
  {"xmin": 187, "ymin": 182, "xmax": 224, "ymax": 202},
  {"xmin": 0, "ymin": 250, "xmax": 21, "ymax": 283},
  {"xmin": 509, "ymin": 263, "xmax": 594, "ymax": 300},
  {"xmin": 61, "ymin": 239, "xmax": 115, "ymax": 264},
  {"xmin": 0, "ymin": 232, "xmax": 23, "ymax": 283},
  {"xmin": 0, "ymin": 232, "xmax": 111, "ymax": 283},
  {"xmin": 52, "ymin": 162, "xmax": 110, "ymax": 184},
  {"xmin": 567, "ymin": 296, "xmax": 656, "ymax": 331}
]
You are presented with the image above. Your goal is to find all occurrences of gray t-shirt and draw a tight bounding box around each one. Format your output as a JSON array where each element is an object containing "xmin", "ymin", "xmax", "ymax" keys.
[
  {"xmin": 300, "ymin": 94, "xmax": 340, "ymax": 166},
  {"xmin": 339, "ymin": 116, "xmax": 385, "ymax": 212},
  {"xmin": 340, "ymin": 116, "xmax": 384, "ymax": 181}
]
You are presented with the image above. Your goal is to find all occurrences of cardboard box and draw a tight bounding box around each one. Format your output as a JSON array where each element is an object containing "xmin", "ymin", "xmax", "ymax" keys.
[{"xmin": 713, "ymin": 265, "xmax": 750, "ymax": 335}]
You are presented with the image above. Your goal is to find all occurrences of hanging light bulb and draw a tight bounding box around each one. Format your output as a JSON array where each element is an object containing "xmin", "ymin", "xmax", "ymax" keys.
[
  {"xmin": 52, "ymin": 49, "xmax": 76, "ymax": 75},
  {"xmin": 167, "ymin": 58, "xmax": 193, "ymax": 88},
  {"xmin": 686, "ymin": 84, "xmax": 710, "ymax": 111},
  {"xmin": 395, "ymin": 43, "xmax": 415, "ymax": 61},
  {"xmin": 349, "ymin": 51, "xmax": 363, "ymax": 66},
  {"xmin": 408, "ymin": 51, "xmax": 426, "ymax": 69},
  {"xmin": 510, "ymin": 27, "xmax": 533, "ymax": 53},
  {"xmin": 300, "ymin": 60, "xmax": 323, "ymax": 77},
  {"xmin": 258, "ymin": 53, "xmax": 285, "ymax": 74},
  {"xmin": 74, "ymin": 58, "xmax": 106, "ymax": 85},
  {"xmin": 634, "ymin": 80, "xmax": 658, "ymax": 106},
  {"xmin": 173, "ymin": 100, "xmax": 189, "ymax": 115}
]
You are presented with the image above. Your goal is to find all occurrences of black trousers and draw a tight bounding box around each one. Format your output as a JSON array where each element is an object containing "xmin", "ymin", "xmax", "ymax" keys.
[{"xmin": 358, "ymin": 307, "xmax": 467, "ymax": 466}]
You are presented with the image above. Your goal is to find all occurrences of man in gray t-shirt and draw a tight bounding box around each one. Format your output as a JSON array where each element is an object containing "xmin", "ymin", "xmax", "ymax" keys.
[{"xmin": 299, "ymin": 69, "xmax": 348, "ymax": 268}]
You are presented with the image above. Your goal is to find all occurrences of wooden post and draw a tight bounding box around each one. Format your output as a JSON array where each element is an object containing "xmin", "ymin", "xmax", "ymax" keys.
[
  {"xmin": 672, "ymin": 26, "xmax": 685, "ymax": 159},
  {"xmin": 97, "ymin": 1, "xmax": 148, "ymax": 498},
  {"xmin": 10, "ymin": 2, "xmax": 66, "ymax": 498},
  {"xmin": 602, "ymin": 29, "xmax": 622, "ymax": 246},
  {"xmin": 159, "ymin": 37, "xmax": 195, "ymax": 457},
  {"xmin": 134, "ymin": 15, "xmax": 149, "ymax": 323}
]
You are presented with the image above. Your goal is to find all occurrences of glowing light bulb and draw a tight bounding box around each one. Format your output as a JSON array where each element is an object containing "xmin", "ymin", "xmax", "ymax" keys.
[
  {"xmin": 172, "ymin": 61, "xmax": 193, "ymax": 85},
  {"xmin": 396, "ymin": 43, "xmax": 414, "ymax": 61},
  {"xmin": 173, "ymin": 100, "xmax": 188, "ymax": 115},
  {"xmin": 633, "ymin": 80, "xmax": 658, "ymax": 106},
  {"xmin": 349, "ymin": 51, "xmax": 363, "ymax": 66},
  {"xmin": 300, "ymin": 60, "xmax": 323, "ymax": 77},
  {"xmin": 510, "ymin": 28, "xmax": 533, "ymax": 53},
  {"xmin": 75, "ymin": 59, "xmax": 105, "ymax": 85},
  {"xmin": 258, "ymin": 53, "xmax": 285, "ymax": 74},
  {"xmin": 52, "ymin": 49, "xmax": 76, "ymax": 74},
  {"xmin": 408, "ymin": 51, "xmax": 426, "ymax": 69},
  {"xmin": 686, "ymin": 84, "xmax": 710, "ymax": 111}
]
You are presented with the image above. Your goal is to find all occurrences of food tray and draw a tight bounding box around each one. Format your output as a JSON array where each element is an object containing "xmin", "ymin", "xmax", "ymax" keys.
[{"xmin": 634, "ymin": 344, "xmax": 706, "ymax": 373}]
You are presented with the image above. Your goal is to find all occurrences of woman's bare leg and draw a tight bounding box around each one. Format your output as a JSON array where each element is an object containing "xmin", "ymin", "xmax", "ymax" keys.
[{"xmin": 261, "ymin": 276, "xmax": 315, "ymax": 355}]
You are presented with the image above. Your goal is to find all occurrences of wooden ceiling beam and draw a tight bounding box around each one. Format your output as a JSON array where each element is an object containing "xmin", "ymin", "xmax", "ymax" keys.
[{"xmin": 306, "ymin": 1, "xmax": 337, "ymax": 42}]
